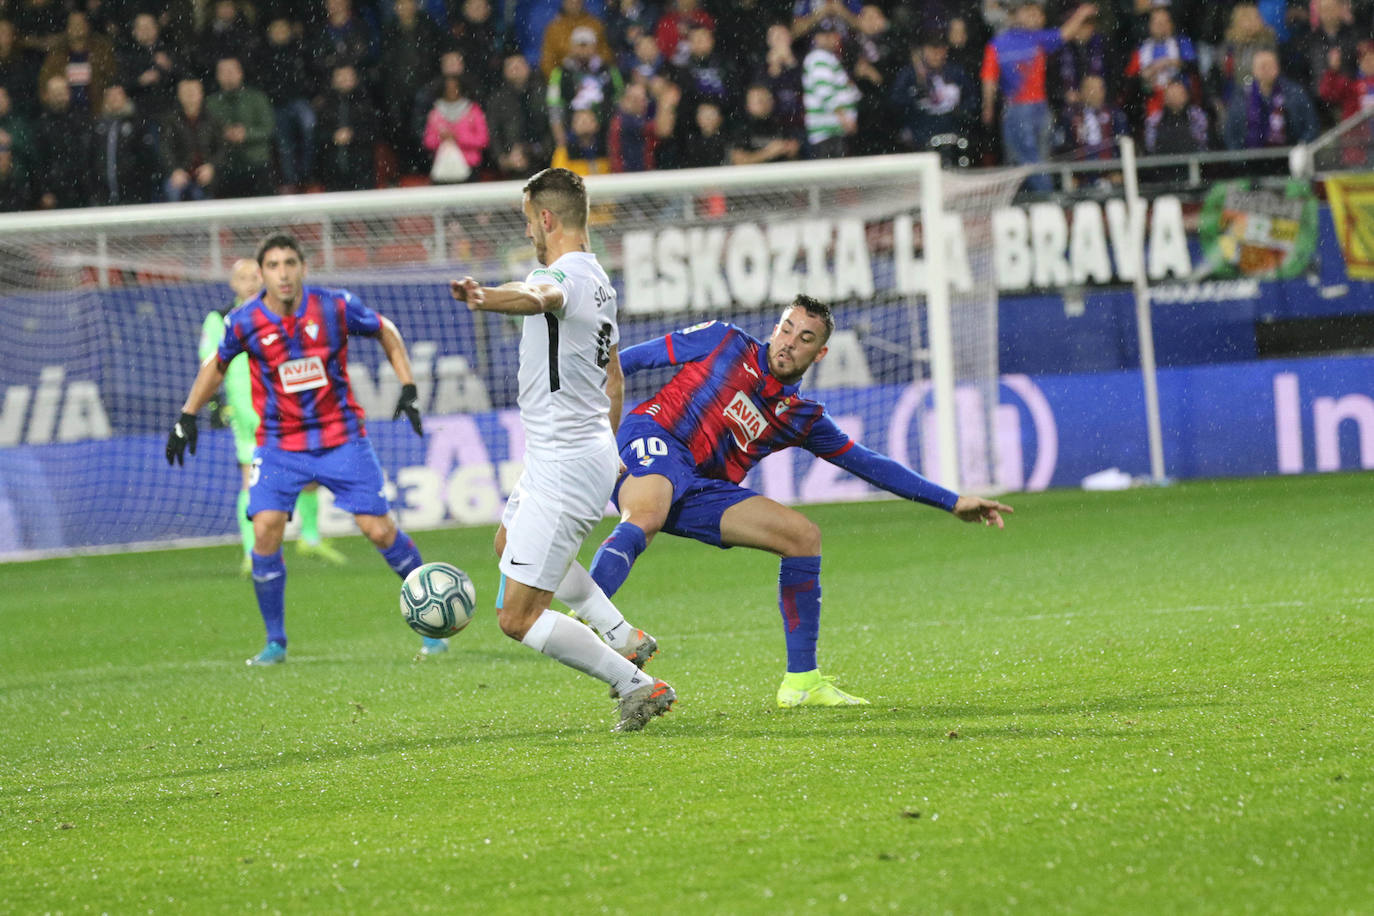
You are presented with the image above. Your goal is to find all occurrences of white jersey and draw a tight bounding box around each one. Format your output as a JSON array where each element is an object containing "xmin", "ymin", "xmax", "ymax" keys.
[{"xmin": 517, "ymin": 250, "xmax": 619, "ymax": 459}]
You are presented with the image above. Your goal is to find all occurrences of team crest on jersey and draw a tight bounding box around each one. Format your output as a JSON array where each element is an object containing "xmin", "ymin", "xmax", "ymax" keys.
[
  {"xmin": 775, "ymin": 396, "xmax": 794, "ymax": 417},
  {"xmin": 682, "ymin": 320, "xmax": 717, "ymax": 334},
  {"xmin": 723, "ymin": 391, "xmax": 767, "ymax": 449},
  {"xmin": 304, "ymin": 321, "xmax": 320, "ymax": 341}
]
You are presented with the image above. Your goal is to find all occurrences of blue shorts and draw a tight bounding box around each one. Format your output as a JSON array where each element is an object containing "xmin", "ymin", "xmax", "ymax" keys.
[
  {"xmin": 247, "ymin": 438, "xmax": 390, "ymax": 519},
  {"xmin": 614, "ymin": 414, "xmax": 754, "ymax": 548}
]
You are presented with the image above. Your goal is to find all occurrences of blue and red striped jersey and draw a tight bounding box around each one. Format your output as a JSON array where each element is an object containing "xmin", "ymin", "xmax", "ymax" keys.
[
  {"xmin": 217, "ymin": 285, "xmax": 380, "ymax": 451},
  {"xmin": 623, "ymin": 321, "xmax": 854, "ymax": 483}
]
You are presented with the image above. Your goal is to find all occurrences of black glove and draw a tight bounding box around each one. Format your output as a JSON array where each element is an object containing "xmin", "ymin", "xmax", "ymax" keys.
[
  {"xmin": 393, "ymin": 383, "xmax": 422, "ymax": 437},
  {"xmin": 165, "ymin": 412, "xmax": 198, "ymax": 466}
]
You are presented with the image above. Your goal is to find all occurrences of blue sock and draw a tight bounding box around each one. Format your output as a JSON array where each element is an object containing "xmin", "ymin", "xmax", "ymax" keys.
[
  {"xmin": 251, "ymin": 549, "xmax": 287, "ymax": 647},
  {"xmin": 589, "ymin": 522, "xmax": 647, "ymax": 598},
  {"xmin": 381, "ymin": 530, "xmax": 422, "ymax": 579},
  {"xmin": 779, "ymin": 556, "xmax": 822, "ymax": 673}
]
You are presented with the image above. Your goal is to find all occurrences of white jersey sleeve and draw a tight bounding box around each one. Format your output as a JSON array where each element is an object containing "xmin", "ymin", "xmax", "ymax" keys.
[{"xmin": 516, "ymin": 251, "xmax": 619, "ymax": 458}]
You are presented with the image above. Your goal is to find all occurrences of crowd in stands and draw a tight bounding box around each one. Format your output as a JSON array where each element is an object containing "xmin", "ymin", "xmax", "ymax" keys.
[{"xmin": 0, "ymin": 0, "xmax": 1369, "ymax": 211}]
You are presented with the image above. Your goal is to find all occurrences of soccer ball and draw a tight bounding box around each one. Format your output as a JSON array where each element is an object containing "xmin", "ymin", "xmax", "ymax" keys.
[{"xmin": 400, "ymin": 562, "xmax": 476, "ymax": 639}]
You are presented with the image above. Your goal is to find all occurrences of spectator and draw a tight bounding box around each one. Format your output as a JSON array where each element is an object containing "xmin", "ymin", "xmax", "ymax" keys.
[
  {"xmin": 91, "ymin": 83, "xmax": 159, "ymax": 205},
  {"xmin": 194, "ymin": 1, "xmax": 258, "ymax": 81},
  {"xmin": 1055, "ymin": 5, "xmax": 1108, "ymax": 106},
  {"xmin": 655, "ymin": 0, "xmax": 714, "ymax": 65},
  {"xmin": 411, "ymin": 50, "xmax": 466, "ymax": 156},
  {"xmin": 487, "ymin": 50, "xmax": 554, "ymax": 179},
  {"xmin": 15, "ymin": 0, "xmax": 67, "ymax": 55},
  {"xmin": 33, "ymin": 74, "xmax": 91, "ymax": 208},
  {"xmin": 540, "ymin": 0, "xmax": 613, "ymax": 78},
  {"xmin": 315, "ymin": 64, "xmax": 377, "ymax": 191},
  {"xmin": 0, "ymin": 139, "xmax": 30, "ymax": 210},
  {"xmin": 256, "ymin": 18, "xmax": 316, "ymax": 192},
  {"xmin": 303, "ymin": 0, "xmax": 375, "ymax": 103},
  {"xmin": 1056, "ymin": 72, "xmax": 1126, "ymax": 159},
  {"xmin": 422, "ymin": 74, "xmax": 488, "ymax": 182},
  {"xmin": 0, "ymin": 85, "xmax": 35, "ymax": 181},
  {"xmin": 623, "ymin": 31, "xmax": 666, "ymax": 85},
  {"xmin": 711, "ymin": 0, "xmax": 771, "ymax": 80},
  {"xmin": 891, "ymin": 32, "xmax": 977, "ymax": 159},
  {"xmin": 205, "ymin": 56, "xmax": 275, "ymax": 197},
  {"xmin": 852, "ymin": 3, "xmax": 902, "ymax": 155},
  {"xmin": 980, "ymin": 0, "xmax": 1096, "ymax": 191},
  {"xmin": 551, "ymin": 105, "xmax": 611, "ymax": 173},
  {"xmin": 1215, "ymin": 3, "xmax": 1278, "ymax": 106},
  {"xmin": 679, "ymin": 97, "xmax": 727, "ymax": 166},
  {"xmin": 119, "ymin": 12, "xmax": 180, "ymax": 120},
  {"xmin": 38, "ymin": 11, "xmax": 117, "ymax": 117},
  {"xmin": 728, "ymin": 83, "xmax": 801, "ymax": 165},
  {"xmin": 608, "ymin": 78, "xmax": 655, "ymax": 170},
  {"xmin": 605, "ymin": 0, "xmax": 661, "ymax": 61},
  {"xmin": 160, "ymin": 77, "xmax": 220, "ymax": 201},
  {"xmin": 379, "ymin": 0, "xmax": 445, "ymax": 173},
  {"xmin": 753, "ymin": 21, "xmax": 804, "ymax": 130},
  {"xmin": 1224, "ymin": 48, "xmax": 1319, "ymax": 148},
  {"xmin": 1293, "ymin": 0, "xmax": 1360, "ymax": 122},
  {"xmin": 1145, "ymin": 76, "xmax": 1210, "ymax": 155},
  {"xmin": 1124, "ymin": 6, "xmax": 1197, "ymax": 119},
  {"xmin": 1319, "ymin": 41, "xmax": 1374, "ymax": 117},
  {"xmin": 791, "ymin": 0, "xmax": 862, "ymax": 43},
  {"xmin": 647, "ymin": 72, "xmax": 684, "ymax": 167},
  {"xmin": 675, "ymin": 24, "xmax": 733, "ymax": 118},
  {"xmin": 801, "ymin": 24, "xmax": 860, "ymax": 158},
  {"xmin": 946, "ymin": 15, "xmax": 984, "ymax": 84},
  {"xmin": 546, "ymin": 25, "xmax": 623, "ymax": 150},
  {"xmin": 450, "ymin": 0, "xmax": 500, "ymax": 101},
  {"xmin": 0, "ymin": 19, "xmax": 41, "ymax": 117}
]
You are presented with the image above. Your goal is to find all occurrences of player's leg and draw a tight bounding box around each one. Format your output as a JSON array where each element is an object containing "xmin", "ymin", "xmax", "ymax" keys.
[
  {"xmin": 498, "ymin": 449, "xmax": 674, "ymax": 731},
  {"xmin": 245, "ymin": 446, "xmax": 310, "ymax": 666},
  {"xmin": 321, "ymin": 440, "xmax": 437, "ymax": 653},
  {"xmin": 236, "ymin": 463, "xmax": 254, "ymax": 576},
  {"xmin": 229, "ymin": 392, "xmax": 259, "ymax": 575},
  {"xmin": 554, "ymin": 561, "xmax": 658, "ymax": 667},
  {"xmin": 295, "ymin": 483, "xmax": 346, "ymax": 564},
  {"xmin": 720, "ymin": 497, "xmax": 869, "ymax": 708}
]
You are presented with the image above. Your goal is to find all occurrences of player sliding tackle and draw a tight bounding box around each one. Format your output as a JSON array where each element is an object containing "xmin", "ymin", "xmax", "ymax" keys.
[
  {"xmin": 558, "ymin": 298, "xmax": 1013, "ymax": 707},
  {"xmin": 450, "ymin": 167, "xmax": 674, "ymax": 733}
]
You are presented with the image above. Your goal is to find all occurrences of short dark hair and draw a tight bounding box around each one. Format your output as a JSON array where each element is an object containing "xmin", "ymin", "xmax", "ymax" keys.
[
  {"xmin": 523, "ymin": 167, "xmax": 588, "ymax": 230},
  {"xmin": 256, "ymin": 232, "xmax": 305, "ymax": 266},
  {"xmin": 789, "ymin": 295, "xmax": 834, "ymax": 341}
]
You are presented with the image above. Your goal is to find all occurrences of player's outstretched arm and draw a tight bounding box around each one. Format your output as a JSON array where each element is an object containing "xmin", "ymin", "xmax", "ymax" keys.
[
  {"xmin": 377, "ymin": 316, "xmax": 422, "ymax": 437},
  {"xmin": 167, "ymin": 355, "xmax": 227, "ymax": 465},
  {"xmin": 952, "ymin": 495, "xmax": 1014, "ymax": 529},
  {"xmin": 449, "ymin": 277, "xmax": 564, "ymax": 315}
]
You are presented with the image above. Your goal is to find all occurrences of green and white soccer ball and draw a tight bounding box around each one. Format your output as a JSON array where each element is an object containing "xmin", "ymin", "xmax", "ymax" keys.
[{"xmin": 400, "ymin": 562, "xmax": 476, "ymax": 639}]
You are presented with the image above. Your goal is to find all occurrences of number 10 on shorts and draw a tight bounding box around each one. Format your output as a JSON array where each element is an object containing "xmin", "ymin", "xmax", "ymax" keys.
[{"xmin": 627, "ymin": 437, "xmax": 667, "ymax": 460}]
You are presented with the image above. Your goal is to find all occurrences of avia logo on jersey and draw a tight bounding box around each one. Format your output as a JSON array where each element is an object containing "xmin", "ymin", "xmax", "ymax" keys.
[
  {"xmin": 279, "ymin": 356, "xmax": 328, "ymax": 392},
  {"xmin": 723, "ymin": 391, "xmax": 767, "ymax": 449}
]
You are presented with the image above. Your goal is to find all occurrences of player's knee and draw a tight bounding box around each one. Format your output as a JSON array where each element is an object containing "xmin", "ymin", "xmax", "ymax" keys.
[{"xmin": 788, "ymin": 518, "xmax": 822, "ymax": 557}]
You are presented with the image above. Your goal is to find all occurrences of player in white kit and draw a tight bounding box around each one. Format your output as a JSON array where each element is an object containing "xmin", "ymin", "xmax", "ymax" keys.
[{"xmin": 449, "ymin": 167, "xmax": 675, "ymax": 732}]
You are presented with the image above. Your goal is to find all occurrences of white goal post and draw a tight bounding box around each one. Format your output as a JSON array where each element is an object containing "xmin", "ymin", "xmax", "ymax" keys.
[{"xmin": 0, "ymin": 155, "xmax": 1022, "ymax": 558}]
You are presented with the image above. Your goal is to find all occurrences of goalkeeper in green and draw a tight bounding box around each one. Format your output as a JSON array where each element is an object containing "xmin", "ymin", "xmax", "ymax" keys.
[{"xmin": 199, "ymin": 258, "xmax": 346, "ymax": 573}]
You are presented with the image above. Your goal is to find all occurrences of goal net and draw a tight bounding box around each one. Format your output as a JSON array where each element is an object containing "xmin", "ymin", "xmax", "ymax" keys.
[{"xmin": 0, "ymin": 156, "xmax": 1022, "ymax": 559}]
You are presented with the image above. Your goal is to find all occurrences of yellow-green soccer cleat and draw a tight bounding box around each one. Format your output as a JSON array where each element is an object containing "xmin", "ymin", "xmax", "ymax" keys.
[
  {"xmin": 296, "ymin": 539, "xmax": 347, "ymax": 565},
  {"xmin": 776, "ymin": 670, "xmax": 870, "ymax": 708}
]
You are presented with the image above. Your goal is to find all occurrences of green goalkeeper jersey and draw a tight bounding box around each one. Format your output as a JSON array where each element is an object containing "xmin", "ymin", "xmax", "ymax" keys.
[{"xmin": 199, "ymin": 306, "xmax": 252, "ymax": 415}]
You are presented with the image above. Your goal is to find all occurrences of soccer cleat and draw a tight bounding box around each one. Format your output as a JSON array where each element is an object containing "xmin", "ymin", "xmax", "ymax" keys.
[
  {"xmin": 247, "ymin": 640, "xmax": 287, "ymax": 667},
  {"xmin": 613, "ymin": 678, "xmax": 676, "ymax": 732},
  {"xmin": 776, "ymin": 670, "xmax": 870, "ymax": 708},
  {"xmin": 419, "ymin": 636, "xmax": 449, "ymax": 656},
  {"xmin": 607, "ymin": 628, "xmax": 659, "ymax": 698},
  {"xmin": 239, "ymin": 554, "xmax": 253, "ymax": 578},
  {"xmin": 296, "ymin": 539, "xmax": 347, "ymax": 565}
]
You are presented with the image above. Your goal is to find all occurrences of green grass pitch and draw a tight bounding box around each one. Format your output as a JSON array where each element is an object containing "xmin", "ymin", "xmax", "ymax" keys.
[{"xmin": 2, "ymin": 473, "xmax": 1371, "ymax": 914}]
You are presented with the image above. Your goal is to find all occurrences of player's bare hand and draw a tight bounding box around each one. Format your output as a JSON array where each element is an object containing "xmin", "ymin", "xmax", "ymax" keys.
[
  {"xmin": 952, "ymin": 495, "xmax": 1013, "ymax": 529},
  {"xmin": 450, "ymin": 277, "xmax": 483, "ymax": 309}
]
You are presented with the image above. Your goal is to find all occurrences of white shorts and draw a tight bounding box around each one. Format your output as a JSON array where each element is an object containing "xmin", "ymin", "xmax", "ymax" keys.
[{"xmin": 499, "ymin": 440, "xmax": 618, "ymax": 592}]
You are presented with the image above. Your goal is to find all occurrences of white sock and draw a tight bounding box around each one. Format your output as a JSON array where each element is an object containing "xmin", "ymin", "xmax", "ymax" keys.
[
  {"xmin": 521, "ymin": 609, "xmax": 652, "ymax": 696},
  {"xmin": 553, "ymin": 563, "xmax": 632, "ymax": 648}
]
